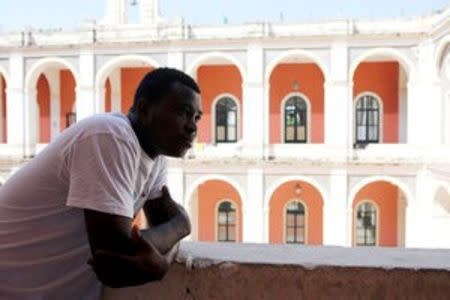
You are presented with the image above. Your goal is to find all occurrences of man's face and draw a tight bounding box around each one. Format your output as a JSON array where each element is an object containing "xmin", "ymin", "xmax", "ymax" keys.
[{"xmin": 141, "ymin": 83, "xmax": 202, "ymax": 158}]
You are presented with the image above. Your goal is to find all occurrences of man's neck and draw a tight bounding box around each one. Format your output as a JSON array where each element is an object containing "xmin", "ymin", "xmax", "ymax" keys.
[{"xmin": 127, "ymin": 113, "xmax": 159, "ymax": 159}]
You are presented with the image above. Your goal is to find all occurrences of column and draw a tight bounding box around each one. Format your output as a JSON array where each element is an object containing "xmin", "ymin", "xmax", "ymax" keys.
[
  {"xmin": 23, "ymin": 88, "xmax": 38, "ymax": 156},
  {"xmin": 44, "ymin": 69, "xmax": 61, "ymax": 140},
  {"xmin": 0, "ymin": 75, "xmax": 3, "ymax": 143},
  {"xmin": 243, "ymin": 44, "xmax": 264, "ymax": 158},
  {"xmin": 168, "ymin": 50, "xmax": 184, "ymax": 71},
  {"xmin": 7, "ymin": 53, "xmax": 26, "ymax": 155},
  {"xmin": 407, "ymin": 82, "xmax": 442, "ymax": 145},
  {"xmin": 405, "ymin": 169, "xmax": 434, "ymax": 248},
  {"xmin": 407, "ymin": 42, "xmax": 442, "ymax": 145},
  {"xmin": 104, "ymin": 0, "xmax": 127, "ymax": 25},
  {"xmin": 323, "ymin": 169, "xmax": 349, "ymax": 246},
  {"xmin": 243, "ymin": 168, "xmax": 264, "ymax": 243},
  {"xmin": 140, "ymin": 0, "xmax": 159, "ymax": 25},
  {"xmin": 167, "ymin": 167, "xmax": 184, "ymax": 206},
  {"xmin": 77, "ymin": 52, "xmax": 96, "ymax": 120},
  {"xmin": 108, "ymin": 69, "xmax": 122, "ymax": 112},
  {"xmin": 325, "ymin": 42, "xmax": 352, "ymax": 151}
]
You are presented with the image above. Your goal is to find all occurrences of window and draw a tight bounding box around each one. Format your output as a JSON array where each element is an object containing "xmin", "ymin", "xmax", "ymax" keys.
[
  {"xmin": 355, "ymin": 95, "xmax": 380, "ymax": 144},
  {"xmin": 217, "ymin": 201, "xmax": 237, "ymax": 242},
  {"xmin": 66, "ymin": 112, "xmax": 77, "ymax": 128},
  {"xmin": 285, "ymin": 201, "xmax": 305, "ymax": 244},
  {"xmin": 215, "ymin": 97, "xmax": 237, "ymax": 143},
  {"xmin": 355, "ymin": 202, "xmax": 377, "ymax": 246},
  {"xmin": 284, "ymin": 96, "xmax": 307, "ymax": 143}
]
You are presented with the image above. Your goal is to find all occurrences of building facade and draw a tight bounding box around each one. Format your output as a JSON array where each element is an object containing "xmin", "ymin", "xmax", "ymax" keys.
[{"xmin": 0, "ymin": 0, "xmax": 449, "ymax": 248}]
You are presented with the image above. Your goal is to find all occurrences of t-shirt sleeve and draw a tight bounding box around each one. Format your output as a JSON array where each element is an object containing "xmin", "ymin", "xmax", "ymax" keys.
[
  {"xmin": 146, "ymin": 157, "xmax": 168, "ymax": 200},
  {"xmin": 66, "ymin": 133, "xmax": 138, "ymax": 218}
]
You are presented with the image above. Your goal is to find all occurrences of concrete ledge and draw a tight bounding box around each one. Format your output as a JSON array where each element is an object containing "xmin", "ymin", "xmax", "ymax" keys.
[{"xmin": 103, "ymin": 242, "xmax": 450, "ymax": 299}]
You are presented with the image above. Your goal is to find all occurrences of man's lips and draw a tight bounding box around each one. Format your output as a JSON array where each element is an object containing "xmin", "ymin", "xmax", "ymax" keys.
[{"xmin": 180, "ymin": 137, "xmax": 193, "ymax": 148}]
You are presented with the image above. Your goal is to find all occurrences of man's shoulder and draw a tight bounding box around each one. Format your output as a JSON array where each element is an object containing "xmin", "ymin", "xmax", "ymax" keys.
[{"xmin": 75, "ymin": 113, "xmax": 136, "ymax": 143}]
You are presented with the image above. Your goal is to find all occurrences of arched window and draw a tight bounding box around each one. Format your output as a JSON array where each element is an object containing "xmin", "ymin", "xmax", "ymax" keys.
[
  {"xmin": 285, "ymin": 201, "xmax": 306, "ymax": 244},
  {"xmin": 355, "ymin": 202, "xmax": 377, "ymax": 246},
  {"xmin": 215, "ymin": 97, "xmax": 237, "ymax": 143},
  {"xmin": 284, "ymin": 96, "xmax": 307, "ymax": 143},
  {"xmin": 355, "ymin": 95, "xmax": 380, "ymax": 144},
  {"xmin": 217, "ymin": 201, "xmax": 236, "ymax": 242}
]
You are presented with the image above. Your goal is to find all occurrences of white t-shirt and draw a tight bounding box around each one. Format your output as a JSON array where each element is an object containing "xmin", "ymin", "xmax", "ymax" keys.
[{"xmin": 0, "ymin": 113, "xmax": 167, "ymax": 300}]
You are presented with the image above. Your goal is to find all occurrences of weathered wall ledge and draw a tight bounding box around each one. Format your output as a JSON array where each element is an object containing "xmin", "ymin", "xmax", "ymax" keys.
[{"xmin": 103, "ymin": 242, "xmax": 450, "ymax": 299}]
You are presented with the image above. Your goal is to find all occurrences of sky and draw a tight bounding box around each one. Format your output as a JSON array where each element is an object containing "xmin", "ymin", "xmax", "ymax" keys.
[{"xmin": 1, "ymin": 0, "xmax": 449, "ymax": 31}]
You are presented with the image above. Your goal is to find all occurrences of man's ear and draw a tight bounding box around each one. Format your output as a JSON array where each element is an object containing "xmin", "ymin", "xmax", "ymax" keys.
[{"xmin": 136, "ymin": 97, "xmax": 154, "ymax": 124}]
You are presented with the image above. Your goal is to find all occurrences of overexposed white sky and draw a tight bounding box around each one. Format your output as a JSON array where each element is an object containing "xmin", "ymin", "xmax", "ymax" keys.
[{"xmin": 1, "ymin": 0, "xmax": 449, "ymax": 31}]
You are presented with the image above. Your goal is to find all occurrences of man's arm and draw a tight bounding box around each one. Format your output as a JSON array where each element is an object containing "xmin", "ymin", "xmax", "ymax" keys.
[
  {"xmin": 140, "ymin": 186, "xmax": 191, "ymax": 255},
  {"xmin": 84, "ymin": 187, "xmax": 190, "ymax": 287},
  {"xmin": 84, "ymin": 210, "xmax": 170, "ymax": 288}
]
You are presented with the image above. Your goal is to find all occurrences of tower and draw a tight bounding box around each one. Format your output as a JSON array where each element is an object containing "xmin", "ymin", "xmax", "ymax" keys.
[
  {"xmin": 139, "ymin": 0, "xmax": 159, "ymax": 25},
  {"xmin": 103, "ymin": 0, "xmax": 128, "ymax": 25}
]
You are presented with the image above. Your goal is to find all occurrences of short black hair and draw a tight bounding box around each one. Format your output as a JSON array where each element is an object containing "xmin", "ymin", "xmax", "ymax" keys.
[{"xmin": 130, "ymin": 67, "xmax": 200, "ymax": 113}]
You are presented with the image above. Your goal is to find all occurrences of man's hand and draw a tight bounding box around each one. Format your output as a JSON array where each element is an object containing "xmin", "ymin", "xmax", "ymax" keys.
[
  {"xmin": 140, "ymin": 186, "xmax": 191, "ymax": 256},
  {"xmin": 88, "ymin": 225, "xmax": 169, "ymax": 288},
  {"xmin": 144, "ymin": 186, "xmax": 190, "ymax": 229}
]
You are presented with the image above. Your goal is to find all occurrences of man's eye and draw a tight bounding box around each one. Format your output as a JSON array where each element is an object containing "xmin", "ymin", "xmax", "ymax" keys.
[{"xmin": 176, "ymin": 109, "xmax": 189, "ymax": 116}]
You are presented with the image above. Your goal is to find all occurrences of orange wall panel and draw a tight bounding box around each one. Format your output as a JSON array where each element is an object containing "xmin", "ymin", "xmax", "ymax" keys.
[
  {"xmin": 120, "ymin": 67, "xmax": 153, "ymax": 114},
  {"xmin": 37, "ymin": 74, "xmax": 50, "ymax": 143},
  {"xmin": 353, "ymin": 181, "xmax": 399, "ymax": 247},
  {"xmin": 269, "ymin": 181, "xmax": 323, "ymax": 244},
  {"xmin": 196, "ymin": 65, "xmax": 243, "ymax": 143},
  {"xmin": 105, "ymin": 78, "xmax": 112, "ymax": 113},
  {"xmin": 1, "ymin": 75, "xmax": 6, "ymax": 143},
  {"xmin": 269, "ymin": 63, "xmax": 325, "ymax": 143},
  {"xmin": 60, "ymin": 70, "xmax": 76, "ymax": 131},
  {"xmin": 353, "ymin": 62, "xmax": 399, "ymax": 143},
  {"xmin": 197, "ymin": 180, "xmax": 242, "ymax": 242}
]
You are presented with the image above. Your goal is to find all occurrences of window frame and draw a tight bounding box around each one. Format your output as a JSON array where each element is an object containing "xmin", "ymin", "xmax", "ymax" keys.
[
  {"xmin": 354, "ymin": 200, "xmax": 379, "ymax": 247},
  {"xmin": 280, "ymin": 93, "xmax": 311, "ymax": 144},
  {"xmin": 215, "ymin": 200, "xmax": 239, "ymax": 242},
  {"xmin": 354, "ymin": 92, "xmax": 384, "ymax": 145},
  {"xmin": 212, "ymin": 94, "xmax": 240, "ymax": 144},
  {"xmin": 283, "ymin": 199, "xmax": 308, "ymax": 244}
]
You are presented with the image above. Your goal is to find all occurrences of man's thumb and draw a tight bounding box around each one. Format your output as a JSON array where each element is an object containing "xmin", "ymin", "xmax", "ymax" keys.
[{"xmin": 161, "ymin": 185, "xmax": 170, "ymax": 197}]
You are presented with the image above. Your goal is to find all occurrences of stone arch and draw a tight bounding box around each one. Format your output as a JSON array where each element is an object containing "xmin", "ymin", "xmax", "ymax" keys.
[
  {"xmin": 95, "ymin": 55, "xmax": 160, "ymax": 113},
  {"xmin": 185, "ymin": 175, "xmax": 245, "ymax": 242},
  {"xmin": 264, "ymin": 176, "xmax": 327, "ymax": 244},
  {"xmin": 265, "ymin": 49, "xmax": 329, "ymax": 83},
  {"xmin": 435, "ymin": 36, "xmax": 450, "ymax": 77},
  {"xmin": 25, "ymin": 57, "xmax": 78, "ymax": 91},
  {"xmin": 95, "ymin": 55, "xmax": 160, "ymax": 89},
  {"xmin": 186, "ymin": 52, "xmax": 246, "ymax": 82},
  {"xmin": 350, "ymin": 48, "xmax": 415, "ymax": 81},
  {"xmin": 349, "ymin": 176, "xmax": 410, "ymax": 247}
]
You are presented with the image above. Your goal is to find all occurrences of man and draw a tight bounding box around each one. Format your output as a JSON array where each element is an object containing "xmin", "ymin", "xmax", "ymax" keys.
[{"xmin": 0, "ymin": 68, "xmax": 202, "ymax": 299}]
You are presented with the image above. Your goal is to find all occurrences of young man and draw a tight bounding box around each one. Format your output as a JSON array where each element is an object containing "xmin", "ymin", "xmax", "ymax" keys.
[{"xmin": 0, "ymin": 68, "xmax": 202, "ymax": 299}]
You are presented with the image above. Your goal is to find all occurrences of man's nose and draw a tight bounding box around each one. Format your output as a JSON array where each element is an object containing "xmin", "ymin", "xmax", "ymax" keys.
[{"xmin": 185, "ymin": 118, "xmax": 197, "ymax": 136}]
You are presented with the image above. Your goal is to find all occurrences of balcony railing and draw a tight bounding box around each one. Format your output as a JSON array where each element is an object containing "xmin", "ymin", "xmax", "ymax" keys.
[{"xmin": 102, "ymin": 242, "xmax": 450, "ymax": 299}]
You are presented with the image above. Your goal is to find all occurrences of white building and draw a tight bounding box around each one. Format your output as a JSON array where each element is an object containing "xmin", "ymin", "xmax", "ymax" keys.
[{"xmin": 0, "ymin": 0, "xmax": 449, "ymax": 248}]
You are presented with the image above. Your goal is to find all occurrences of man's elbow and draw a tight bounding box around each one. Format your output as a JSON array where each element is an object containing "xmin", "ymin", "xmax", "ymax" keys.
[
  {"xmin": 99, "ymin": 271, "xmax": 168, "ymax": 288},
  {"xmin": 95, "ymin": 262, "xmax": 170, "ymax": 288}
]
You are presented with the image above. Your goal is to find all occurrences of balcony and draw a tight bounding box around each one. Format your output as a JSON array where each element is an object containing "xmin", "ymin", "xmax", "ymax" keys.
[{"xmin": 103, "ymin": 242, "xmax": 450, "ymax": 299}]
